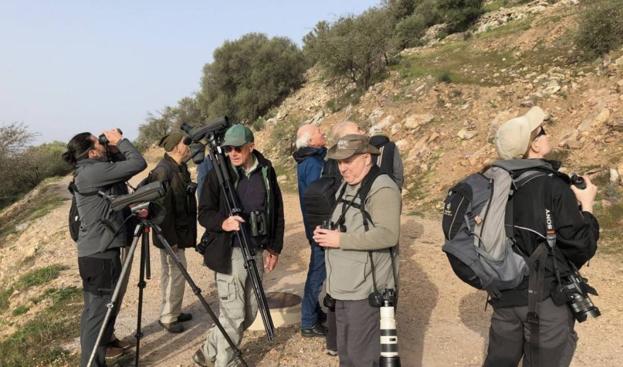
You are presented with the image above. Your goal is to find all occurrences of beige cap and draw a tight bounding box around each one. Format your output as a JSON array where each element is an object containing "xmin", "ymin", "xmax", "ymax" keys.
[
  {"xmin": 327, "ymin": 134, "xmax": 380, "ymax": 160},
  {"xmin": 495, "ymin": 106, "xmax": 546, "ymax": 159}
]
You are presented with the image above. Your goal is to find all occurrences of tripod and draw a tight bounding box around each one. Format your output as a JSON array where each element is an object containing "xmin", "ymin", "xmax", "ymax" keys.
[{"xmin": 87, "ymin": 210, "xmax": 247, "ymax": 367}]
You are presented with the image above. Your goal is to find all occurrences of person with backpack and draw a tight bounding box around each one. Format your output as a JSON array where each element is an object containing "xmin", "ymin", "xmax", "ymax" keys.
[
  {"xmin": 293, "ymin": 123, "xmax": 329, "ymax": 338},
  {"xmin": 193, "ymin": 124, "xmax": 284, "ymax": 367},
  {"xmin": 481, "ymin": 107, "xmax": 599, "ymax": 367},
  {"xmin": 140, "ymin": 132, "xmax": 197, "ymax": 333},
  {"xmin": 62, "ymin": 130, "xmax": 147, "ymax": 367},
  {"xmin": 313, "ymin": 134, "xmax": 401, "ymax": 367}
]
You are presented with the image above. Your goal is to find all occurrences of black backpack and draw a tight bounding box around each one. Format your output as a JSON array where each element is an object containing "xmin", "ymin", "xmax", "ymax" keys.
[
  {"xmin": 369, "ymin": 135, "xmax": 396, "ymax": 181},
  {"xmin": 67, "ymin": 179, "xmax": 99, "ymax": 242},
  {"xmin": 301, "ymin": 159, "xmax": 342, "ymax": 230}
]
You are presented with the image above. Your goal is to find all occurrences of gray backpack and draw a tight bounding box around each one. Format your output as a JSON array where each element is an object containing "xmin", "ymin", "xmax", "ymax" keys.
[{"xmin": 441, "ymin": 160, "xmax": 553, "ymax": 295}]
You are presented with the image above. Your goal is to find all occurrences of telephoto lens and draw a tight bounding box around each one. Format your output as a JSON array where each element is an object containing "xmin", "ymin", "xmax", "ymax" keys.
[{"xmin": 379, "ymin": 289, "xmax": 401, "ymax": 367}]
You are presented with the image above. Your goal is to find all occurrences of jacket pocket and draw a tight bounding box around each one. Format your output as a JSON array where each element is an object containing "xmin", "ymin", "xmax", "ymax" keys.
[
  {"xmin": 328, "ymin": 250, "xmax": 369, "ymax": 294},
  {"xmin": 78, "ymin": 256, "xmax": 120, "ymax": 295}
]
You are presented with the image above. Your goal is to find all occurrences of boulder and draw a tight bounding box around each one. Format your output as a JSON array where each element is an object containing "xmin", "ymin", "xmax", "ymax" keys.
[
  {"xmin": 610, "ymin": 168, "xmax": 621, "ymax": 185},
  {"xmin": 404, "ymin": 113, "xmax": 434, "ymax": 130}
]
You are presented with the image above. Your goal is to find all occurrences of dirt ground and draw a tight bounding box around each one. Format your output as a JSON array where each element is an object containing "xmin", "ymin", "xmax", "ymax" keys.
[{"xmin": 105, "ymin": 190, "xmax": 623, "ymax": 367}]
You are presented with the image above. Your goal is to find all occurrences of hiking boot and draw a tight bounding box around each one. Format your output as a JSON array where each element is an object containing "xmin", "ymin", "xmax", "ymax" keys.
[
  {"xmin": 325, "ymin": 348, "xmax": 338, "ymax": 357},
  {"xmin": 192, "ymin": 349, "xmax": 214, "ymax": 367},
  {"xmin": 109, "ymin": 336, "xmax": 135, "ymax": 351},
  {"xmin": 105, "ymin": 346, "xmax": 125, "ymax": 362},
  {"xmin": 178, "ymin": 312, "xmax": 193, "ymax": 322},
  {"xmin": 159, "ymin": 320, "xmax": 185, "ymax": 333},
  {"xmin": 301, "ymin": 323, "xmax": 327, "ymax": 337}
]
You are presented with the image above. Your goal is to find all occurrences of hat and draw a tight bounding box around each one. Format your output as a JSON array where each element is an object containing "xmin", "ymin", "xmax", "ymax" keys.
[
  {"xmin": 222, "ymin": 124, "xmax": 254, "ymax": 147},
  {"xmin": 159, "ymin": 132, "xmax": 190, "ymax": 152},
  {"xmin": 495, "ymin": 106, "xmax": 547, "ymax": 159},
  {"xmin": 327, "ymin": 134, "xmax": 380, "ymax": 160}
]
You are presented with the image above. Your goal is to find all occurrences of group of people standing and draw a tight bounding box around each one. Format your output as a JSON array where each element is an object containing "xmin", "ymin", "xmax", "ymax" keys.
[{"xmin": 63, "ymin": 104, "xmax": 599, "ymax": 367}]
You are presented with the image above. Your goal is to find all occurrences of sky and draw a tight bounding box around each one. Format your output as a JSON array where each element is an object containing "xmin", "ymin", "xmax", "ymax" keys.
[{"xmin": 0, "ymin": 0, "xmax": 380, "ymax": 145}]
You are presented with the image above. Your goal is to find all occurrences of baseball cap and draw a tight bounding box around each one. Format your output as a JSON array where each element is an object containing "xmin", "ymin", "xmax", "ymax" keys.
[
  {"xmin": 327, "ymin": 134, "xmax": 380, "ymax": 160},
  {"xmin": 222, "ymin": 124, "xmax": 254, "ymax": 147},
  {"xmin": 495, "ymin": 106, "xmax": 547, "ymax": 159},
  {"xmin": 158, "ymin": 132, "xmax": 190, "ymax": 152}
]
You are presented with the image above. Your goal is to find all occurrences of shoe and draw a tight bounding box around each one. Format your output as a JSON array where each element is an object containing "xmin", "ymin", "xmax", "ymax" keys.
[
  {"xmin": 301, "ymin": 323, "xmax": 327, "ymax": 337},
  {"xmin": 325, "ymin": 348, "xmax": 338, "ymax": 357},
  {"xmin": 109, "ymin": 336, "xmax": 135, "ymax": 351},
  {"xmin": 159, "ymin": 320, "xmax": 185, "ymax": 333},
  {"xmin": 178, "ymin": 312, "xmax": 193, "ymax": 322},
  {"xmin": 192, "ymin": 349, "xmax": 214, "ymax": 367},
  {"xmin": 105, "ymin": 346, "xmax": 125, "ymax": 362}
]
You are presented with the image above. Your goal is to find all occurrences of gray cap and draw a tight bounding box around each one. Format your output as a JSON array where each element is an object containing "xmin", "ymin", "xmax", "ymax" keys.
[{"xmin": 327, "ymin": 134, "xmax": 380, "ymax": 160}]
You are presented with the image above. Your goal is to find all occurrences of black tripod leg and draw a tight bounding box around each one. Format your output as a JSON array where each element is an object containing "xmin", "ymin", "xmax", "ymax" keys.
[
  {"xmin": 134, "ymin": 226, "xmax": 150, "ymax": 366},
  {"xmin": 86, "ymin": 224, "xmax": 142, "ymax": 367},
  {"xmin": 149, "ymin": 221, "xmax": 248, "ymax": 367}
]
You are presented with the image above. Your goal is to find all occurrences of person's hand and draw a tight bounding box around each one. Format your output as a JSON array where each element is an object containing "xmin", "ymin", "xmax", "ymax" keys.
[
  {"xmin": 264, "ymin": 250, "xmax": 279, "ymax": 272},
  {"xmin": 313, "ymin": 226, "xmax": 341, "ymax": 248},
  {"xmin": 571, "ymin": 175, "xmax": 597, "ymax": 213},
  {"xmin": 221, "ymin": 215, "xmax": 245, "ymax": 232},
  {"xmin": 104, "ymin": 129, "xmax": 123, "ymax": 146}
]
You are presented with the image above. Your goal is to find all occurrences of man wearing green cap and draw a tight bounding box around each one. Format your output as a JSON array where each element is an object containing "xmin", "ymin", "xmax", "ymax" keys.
[
  {"xmin": 194, "ymin": 124, "xmax": 284, "ymax": 367},
  {"xmin": 142, "ymin": 132, "xmax": 197, "ymax": 333},
  {"xmin": 313, "ymin": 134, "xmax": 401, "ymax": 367}
]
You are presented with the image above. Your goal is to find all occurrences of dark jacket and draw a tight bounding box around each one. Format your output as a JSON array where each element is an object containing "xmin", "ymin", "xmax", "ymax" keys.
[
  {"xmin": 491, "ymin": 160, "xmax": 599, "ymax": 308},
  {"xmin": 74, "ymin": 139, "xmax": 147, "ymax": 257},
  {"xmin": 198, "ymin": 150, "xmax": 285, "ymax": 274},
  {"xmin": 293, "ymin": 146, "xmax": 326, "ymax": 241},
  {"xmin": 143, "ymin": 154, "xmax": 197, "ymax": 249}
]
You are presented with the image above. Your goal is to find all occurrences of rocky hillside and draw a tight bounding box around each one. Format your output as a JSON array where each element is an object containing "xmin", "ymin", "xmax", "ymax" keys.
[{"xmin": 255, "ymin": 0, "xmax": 623, "ymax": 251}]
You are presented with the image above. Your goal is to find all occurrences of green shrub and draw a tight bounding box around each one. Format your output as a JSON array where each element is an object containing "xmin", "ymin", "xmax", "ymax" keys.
[
  {"xmin": 198, "ymin": 33, "xmax": 306, "ymax": 123},
  {"xmin": 303, "ymin": 8, "xmax": 394, "ymax": 91},
  {"xmin": 438, "ymin": 0, "xmax": 485, "ymax": 33},
  {"xmin": 575, "ymin": 0, "xmax": 623, "ymax": 59},
  {"xmin": 394, "ymin": 1, "xmax": 441, "ymax": 48},
  {"xmin": 12, "ymin": 305, "xmax": 29, "ymax": 316}
]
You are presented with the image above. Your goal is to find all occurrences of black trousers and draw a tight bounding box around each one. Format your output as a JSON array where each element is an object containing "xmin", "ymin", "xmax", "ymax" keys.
[
  {"xmin": 78, "ymin": 253, "xmax": 122, "ymax": 367},
  {"xmin": 484, "ymin": 297, "xmax": 577, "ymax": 367},
  {"xmin": 335, "ymin": 299, "xmax": 380, "ymax": 367}
]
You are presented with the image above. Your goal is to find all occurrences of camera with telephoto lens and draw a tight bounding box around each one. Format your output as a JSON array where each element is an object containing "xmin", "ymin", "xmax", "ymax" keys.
[
  {"xmin": 368, "ymin": 288, "xmax": 401, "ymax": 367},
  {"xmin": 552, "ymin": 271, "xmax": 600, "ymax": 322},
  {"xmin": 569, "ymin": 173, "xmax": 586, "ymax": 190},
  {"xmin": 98, "ymin": 128, "xmax": 123, "ymax": 145}
]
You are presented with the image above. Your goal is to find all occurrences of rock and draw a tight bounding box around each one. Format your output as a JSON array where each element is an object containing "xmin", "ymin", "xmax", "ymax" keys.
[
  {"xmin": 617, "ymin": 80, "xmax": 623, "ymax": 92},
  {"xmin": 615, "ymin": 55, "xmax": 623, "ymax": 67},
  {"xmin": 395, "ymin": 139, "xmax": 409, "ymax": 152},
  {"xmin": 311, "ymin": 110, "xmax": 324, "ymax": 123},
  {"xmin": 610, "ymin": 168, "xmax": 620, "ymax": 185},
  {"xmin": 404, "ymin": 113, "xmax": 434, "ymax": 130},
  {"xmin": 457, "ymin": 128, "xmax": 478, "ymax": 140},
  {"xmin": 371, "ymin": 115, "xmax": 395, "ymax": 132},
  {"xmin": 542, "ymin": 81, "xmax": 561, "ymax": 96},
  {"xmin": 390, "ymin": 124, "xmax": 401, "ymax": 135},
  {"xmin": 593, "ymin": 109, "xmax": 611, "ymax": 128},
  {"xmin": 368, "ymin": 108, "xmax": 385, "ymax": 124}
]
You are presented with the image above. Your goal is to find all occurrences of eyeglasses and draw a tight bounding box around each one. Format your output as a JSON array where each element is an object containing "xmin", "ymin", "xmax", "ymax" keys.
[{"xmin": 224, "ymin": 146, "xmax": 244, "ymax": 153}]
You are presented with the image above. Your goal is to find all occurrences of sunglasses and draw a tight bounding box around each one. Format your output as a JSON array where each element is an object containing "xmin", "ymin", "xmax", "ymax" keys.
[
  {"xmin": 224, "ymin": 145, "xmax": 244, "ymax": 153},
  {"xmin": 532, "ymin": 126, "xmax": 547, "ymax": 140}
]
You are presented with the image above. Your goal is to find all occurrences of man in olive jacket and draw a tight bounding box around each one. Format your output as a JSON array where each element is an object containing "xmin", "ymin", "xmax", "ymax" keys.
[
  {"xmin": 193, "ymin": 124, "xmax": 284, "ymax": 367},
  {"xmin": 143, "ymin": 132, "xmax": 197, "ymax": 333},
  {"xmin": 314, "ymin": 134, "xmax": 401, "ymax": 367}
]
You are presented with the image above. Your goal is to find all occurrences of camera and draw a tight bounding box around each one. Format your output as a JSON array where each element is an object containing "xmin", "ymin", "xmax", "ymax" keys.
[
  {"xmin": 369, "ymin": 289, "xmax": 401, "ymax": 367},
  {"xmin": 552, "ymin": 272, "xmax": 600, "ymax": 322},
  {"xmin": 180, "ymin": 117, "xmax": 231, "ymax": 164},
  {"xmin": 321, "ymin": 219, "xmax": 332, "ymax": 230},
  {"xmin": 570, "ymin": 173, "xmax": 586, "ymax": 190},
  {"xmin": 98, "ymin": 128, "xmax": 123, "ymax": 145}
]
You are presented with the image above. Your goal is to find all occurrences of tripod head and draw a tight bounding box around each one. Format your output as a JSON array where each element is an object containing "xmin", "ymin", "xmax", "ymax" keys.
[{"xmin": 180, "ymin": 116, "xmax": 231, "ymax": 164}]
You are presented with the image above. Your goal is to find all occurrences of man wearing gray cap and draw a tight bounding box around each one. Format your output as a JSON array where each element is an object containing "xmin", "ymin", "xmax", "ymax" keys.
[
  {"xmin": 313, "ymin": 134, "xmax": 401, "ymax": 367},
  {"xmin": 484, "ymin": 107, "xmax": 600, "ymax": 367},
  {"xmin": 142, "ymin": 132, "xmax": 196, "ymax": 333}
]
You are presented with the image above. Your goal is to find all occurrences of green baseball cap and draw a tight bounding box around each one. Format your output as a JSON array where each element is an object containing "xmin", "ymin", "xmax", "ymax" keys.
[{"xmin": 222, "ymin": 124, "xmax": 254, "ymax": 147}]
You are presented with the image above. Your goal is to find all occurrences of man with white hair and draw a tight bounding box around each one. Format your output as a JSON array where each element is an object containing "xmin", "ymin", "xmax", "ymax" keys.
[{"xmin": 293, "ymin": 123, "xmax": 329, "ymax": 337}]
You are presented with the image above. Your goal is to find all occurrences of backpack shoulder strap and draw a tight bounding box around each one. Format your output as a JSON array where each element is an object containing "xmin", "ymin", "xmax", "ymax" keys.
[{"xmin": 357, "ymin": 165, "xmax": 382, "ymax": 231}]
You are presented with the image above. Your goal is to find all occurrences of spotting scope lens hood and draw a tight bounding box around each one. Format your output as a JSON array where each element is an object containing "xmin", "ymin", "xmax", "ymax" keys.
[{"xmin": 111, "ymin": 181, "xmax": 166, "ymax": 212}]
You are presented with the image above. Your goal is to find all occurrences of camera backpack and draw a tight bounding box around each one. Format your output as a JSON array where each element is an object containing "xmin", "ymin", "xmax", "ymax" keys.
[
  {"xmin": 301, "ymin": 159, "xmax": 343, "ymax": 230},
  {"xmin": 441, "ymin": 160, "xmax": 555, "ymax": 295}
]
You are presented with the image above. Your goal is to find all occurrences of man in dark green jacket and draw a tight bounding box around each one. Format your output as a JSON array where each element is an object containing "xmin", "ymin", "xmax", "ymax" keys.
[
  {"xmin": 193, "ymin": 124, "xmax": 284, "ymax": 367},
  {"xmin": 143, "ymin": 132, "xmax": 197, "ymax": 333}
]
